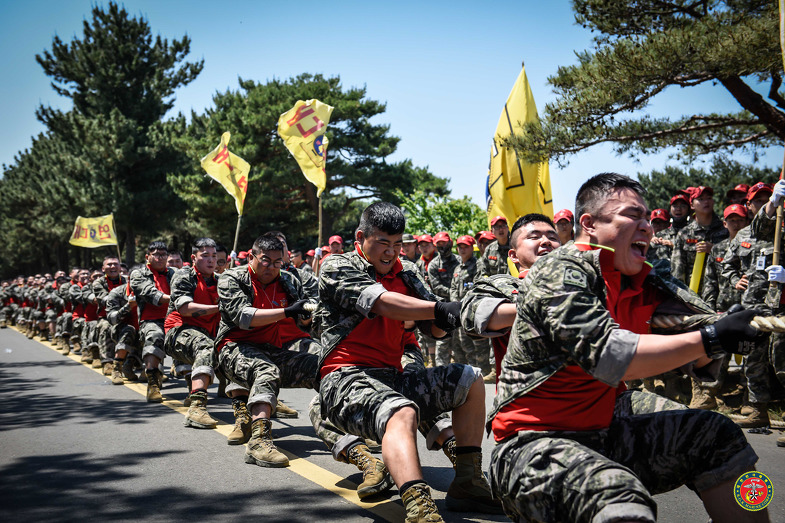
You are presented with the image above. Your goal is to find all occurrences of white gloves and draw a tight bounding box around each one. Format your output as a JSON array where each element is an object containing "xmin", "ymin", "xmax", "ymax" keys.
[
  {"xmin": 766, "ymin": 265, "xmax": 785, "ymax": 283},
  {"xmin": 314, "ymin": 247, "xmax": 323, "ymax": 257},
  {"xmin": 770, "ymin": 180, "xmax": 785, "ymax": 206}
]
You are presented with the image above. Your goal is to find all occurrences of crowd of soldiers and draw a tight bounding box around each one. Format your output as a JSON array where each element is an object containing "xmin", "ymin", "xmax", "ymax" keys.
[{"xmin": 0, "ymin": 172, "xmax": 781, "ymax": 522}]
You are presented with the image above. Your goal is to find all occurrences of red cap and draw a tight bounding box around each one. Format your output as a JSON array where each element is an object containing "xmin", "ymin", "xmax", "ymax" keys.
[
  {"xmin": 650, "ymin": 209, "xmax": 670, "ymax": 223},
  {"xmin": 688, "ymin": 186, "xmax": 714, "ymax": 203},
  {"xmin": 456, "ymin": 235, "xmax": 475, "ymax": 246},
  {"xmin": 747, "ymin": 182, "xmax": 773, "ymax": 201},
  {"xmin": 328, "ymin": 235, "xmax": 343, "ymax": 245},
  {"xmin": 490, "ymin": 215, "xmax": 507, "ymax": 226},
  {"xmin": 723, "ymin": 204, "xmax": 748, "ymax": 219},
  {"xmin": 306, "ymin": 249, "xmax": 315, "ymax": 257},
  {"xmin": 669, "ymin": 191, "xmax": 690, "ymax": 206},
  {"xmin": 237, "ymin": 251, "xmax": 248, "ymax": 259},
  {"xmin": 418, "ymin": 234, "xmax": 433, "ymax": 244},
  {"xmin": 726, "ymin": 184, "xmax": 750, "ymax": 198},
  {"xmin": 433, "ymin": 231, "xmax": 451, "ymax": 243},
  {"xmin": 554, "ymin": 209, "xmax": 574, "ymax": 224},
  {"xmin": 479, "ymin": 231, "xmax": 495, "ymax": 242},
  {"xmin": 321, "ymin": 245, "xmax": 329, "ymax": 252}
]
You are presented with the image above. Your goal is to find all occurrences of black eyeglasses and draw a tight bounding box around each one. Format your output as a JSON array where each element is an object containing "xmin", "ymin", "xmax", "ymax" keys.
[{"xmin": 250, "ymin": 253, "xmax": 283, "ymax": 268}]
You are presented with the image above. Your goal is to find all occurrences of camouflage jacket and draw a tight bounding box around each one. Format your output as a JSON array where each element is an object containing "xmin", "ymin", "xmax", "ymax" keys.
[
  {"xmin": 297, "ymin": 261, "xmax": 315, "ymax": 275},
  {"xmin": 460, "ymin": 273, "xmax": 522, "ymax": 339},
  {"xmin": 284, "ymin": 262, "xmax": 318, "ymax": 300},
  {"xmin": 475, "ymin": 240, "xmax": 510, "ymax": 280},
  {"xmin": 646, "ymin": 223, "xmax": 683, "ymax": 263},
  {"xmin": 106, "ymin": 284, "xmax": 135, "ymax": 326},
  {"xmin": 415, "ymin": 253, "xmax": 436, "ymax": 286},
  {"xmin": 216, "ymin": 265, "xmax": 310, "ymax": 344},
  {"xmin": 167, "ymin": 267, "xmax": 219, "ymax": 315},
  {"xmin": 701, "ymin": 238, "xmax": 741, "ymax": 312},
  {"xmin": 90, "ymin": 275, "xmax": 126, "ymax": 316},
  {"xmin": 671, "ymin": 214, "xmax": 728, "ymax": 290},
  {"xmin": 427, "ymin": 252, "xmax": 460, "ymax": 300},
  {"xmin": 315, "ymin": 251, "xmax": 437, "ymax": 369},
  {"xmin": 129, "ymin": 265, "xmax": 175, "ymax": 318},
  {"xmin": 489, "ymin": 243, "xmax": 716, "ymax": 428},
  {"xmin": 68, "ymin": 283, "xmax": 86, "ymax": 308},
  {"xmin": 748, "ymin": 208, "xmax": 784, "ymax": 310},
  {"xmin": 449, "ymin": 256, "xmax": 479, "ymax": 302}
]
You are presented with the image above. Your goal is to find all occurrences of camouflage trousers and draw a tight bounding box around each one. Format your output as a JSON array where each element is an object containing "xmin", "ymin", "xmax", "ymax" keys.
[
  {"xmin": 1, "ymin": 304, "xmax": 18, "ymax": 325},
  {"xmin": 489, "ymin": 390, "xmax": 758, "ymax": 523},
  {"xmin": 95, "ymin": 318, "xmax": 115, "ymax": 363},
  {"xmin": 766, "ymin": 331, "xmax": 785, "ymax": 396},
  {"xmin": 44, "ymin": 309, "xmax": 57, "ymax": 325},
  {"xmin": 309, "ymin": 347, "xmax": 453, "ymax": 462},
  {"xmin": 164, "ymin": 325, "xmax": 217, "ymax": 382},
  {"xmin": 416, "ymin": 330, "xmax": 435, "ymax": 358},
  {"xmin": 32, "ymin": 309, "xmax": 45, "ymax": 325},
  {"xmin": 15, "ymin": 306, "xmax": 31, "ymax": 326},
  {"xmin": 217, "ymin": 337, "xmax": 320, "ymax": 411},
  {"xmin": 139, "ymin": 319, "xmax": 165, "ymax": 361},
  {"xmin": 114, "ymin": 323, "xmax": 142, "ymax": 365},
  {"xmin": 70, "ymin": 317, "xmax": 85, "ymax": 345},
  {"xmin": 82, "ymin": 319, "xmax": 98, "ymax": 351},
  {"xmin": 435, "ymin": 331, "xmax": 457, "ymax": 366},
  {"xmin": 744, "ymin": 336, "xmax": 777, "ymax": 403},
  {"xmin": 319, "ymin": 361, "xmax": 480, "ymax": 447},
  {"xmin": 456, "ymin": 328, "xmax": 492, "ymax": 374},
  {"xmin": 56, "ymin": 313, "xmax": 71, "ymax": 339}
]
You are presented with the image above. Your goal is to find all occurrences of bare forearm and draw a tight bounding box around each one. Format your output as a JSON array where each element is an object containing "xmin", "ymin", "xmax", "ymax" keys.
[
  {"xmin": 249, "ymin": 308, "xmax": 286, "ymax": 327},
  {"xmin": 487, "ymin": 303, "xmax": 516, "ymax": 331},
  {"xmin": 622, "ymin": 331, "xmax": 711, "ymax": 380},
  {"xmin": 179, "ymin": 302, "xmax": 219, "ymax": 318},
  {"xmin": 371, "ymin": 292, "xmax": 436, "ymax": 321}
]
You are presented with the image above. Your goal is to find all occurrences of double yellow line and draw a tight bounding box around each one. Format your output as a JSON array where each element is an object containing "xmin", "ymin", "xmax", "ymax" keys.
[{"xmin": 14, "ymin": 327, "xmax": 404, "ymax": 521}]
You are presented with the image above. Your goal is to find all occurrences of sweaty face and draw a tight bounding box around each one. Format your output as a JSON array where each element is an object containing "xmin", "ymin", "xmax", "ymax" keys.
[
  {"xmin": 147, "ymin": 249, "xmax": 168, "ymax": 272},
  {"xmin": 491, "ymin": 222, "xmax": 510, "ymax": 245},
  {"xmin": 359, "ymin": 228, "xmax": 402, "ymax": 276},
  {"xmin": 192, "ymin": 247, "xmax": 217, "ymax": 276},
  {"xmin": 585, "ymin": 188, "xmax": 653, "ymax": 276},
  {"xmin": 512, "ymin": 221, "xmax": 561, "ymax": 270},
  {"xmin": 103, "ymin": 258, "xmax": 121, "ymax": 279}
]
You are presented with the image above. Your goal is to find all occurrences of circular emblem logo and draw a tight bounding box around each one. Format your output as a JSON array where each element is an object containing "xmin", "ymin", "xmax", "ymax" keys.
[{"xmin": 734, "ymin": 471, "xmax": 773, "ymax": 511}]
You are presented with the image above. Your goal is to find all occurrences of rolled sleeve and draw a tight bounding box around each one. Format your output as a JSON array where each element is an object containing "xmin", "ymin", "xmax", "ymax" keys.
[
  {"xmin": 473, "ymin": 297, "xmax": 510, "ymax": 337},
  {"xmin": 150, "ymin": 290, "xmax": 164, "ymax": 306},
  {"xmin": 356, "ymin": 283, "xmax": 386, "ymax": 318},
  {"xmin": 591, "ymin": 329, "xmax": 640, "ymax": 386},
  {"xmin": 680, "ymin": 357, "xmax": 723, "ymax": 382},
  {"xmin": 174, "ymin": 295, "xmax": 193, "ymax": 310},
  {"xmin": 239, "ymin": 306, "xmax": 256, "ymax": 330}
]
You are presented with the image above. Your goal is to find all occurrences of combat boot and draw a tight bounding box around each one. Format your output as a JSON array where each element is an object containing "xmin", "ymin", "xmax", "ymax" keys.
[
  {"xmin": 26, "ymin": 327, "xmax": 35, "ymax": 339},
  {"xmin": 401, "ymin": 483, "xmax": 443, "ymax": 523},
  {"xmin": 688, "ymin": 379, "xmax": 717, "ymax": 410},
  {"xmin": 244, "ymin": 418, "xmax": 289, "ymax": 467},
  {"xmin": 0, "ymin": 318, "xmax": 6, "ymax": 328},
  {"xmin": 111, "ymin": 360, "xmax": 125, "ymax": 385},
  {"xmin": 734, "ymin": 403, "xmax": 770, "ymax": 428},
  {"xmin": 347, "ymin": 444, "xmax": 394, "ymax": 499},
  {"xmin": 441, "ymin": 438, "xmax": 457, "ymax": 469},
  {"xmin": 482, "ymin": 369, "xmax": 496, "ymax": 384},
  {"xmin": 102, "ymin": 361, "xmax": 113, "ymax": 376},
  {"xmin": 72, "ymin": 339, "xmax": 82, "ymax": 355},
  {"xmin": 146, "ymin": 369, "xmax": 163, "ymax": 403},
  {"xmin": 61, "ymin": 340, "xmax": 71, "ymax": 356},
  {"xmin": 777, "ymin": 435, "xmax": 785, "ymax": 448},
  {"xmin": 227, "ymin": 397, "xmax": 251, "ymax": 445},
  {"xmin": 183, "ymin": 374, "xmax": 192, "ymax": 407},
  {"xmin": 81, "ymin": 348, "xmax": 92, "ymax": 364},
  {"xmin": 740, "ymin": 404, "xmax": 755, "ymax": 416},
  {"xmin": 272, "ymin": 399, "xmax": 298, "ymax": 419},
  {"xmin": 122, "ymin": 358, "xmax": 138, "ymax": 382},
  {"xmin": 91, "ymin": 347, "xmax": 102, "ymax": 368},
  {"xmin": 184, "ymin": 390, "xmax": 218, "ymax": 429},
  {"xmin": 445, "ymin": 451, "xmax": 504, "ymax": 514},
  {"xmin": 40, "ymin": 330, "xmax": 49, "ymax": 342}
]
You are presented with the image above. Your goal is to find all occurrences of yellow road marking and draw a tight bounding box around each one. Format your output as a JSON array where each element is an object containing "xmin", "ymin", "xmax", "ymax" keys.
[{"xmin": 13, "ymin": 327, "xmax": 404, "ymax": 521}]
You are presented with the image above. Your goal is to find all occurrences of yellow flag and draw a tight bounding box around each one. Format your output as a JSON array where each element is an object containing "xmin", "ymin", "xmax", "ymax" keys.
[
  {"xmin": 69, "ymin": 214, "xmax": 118, "ymax": 248},
  {"xmin": 277, "ymin": 99, "xmax": 334, "ymax": 197},
  {"xmin": 487, "ymin": 65, "xmax": 553, "ymax": 227},
  {"xmin": 200, "ymin": 132, "xmax": 251, "ymax": 216}
]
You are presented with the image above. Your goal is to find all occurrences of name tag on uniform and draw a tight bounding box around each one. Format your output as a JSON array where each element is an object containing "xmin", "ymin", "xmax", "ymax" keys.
[
  {"xmin": 686, "ymin": 239, "xmax": 699, "ymax": 244},
  {"xmin": 438, "ymin": 268, "xmax": 446, "ymax": 272},
  {"xmin": 741, "ymin": 242, "xmax": 752, "ymax": 248},
  {"xmin": 716, "ymin": 257, "xmax": 724, "ymax": 263},
  {"xmin": 757, "ymin": 256, "xmax": 766, "ymax": 271},
  {"xmin": 488, "ymin": 256, "xmax": 497, "ymax": 261}
]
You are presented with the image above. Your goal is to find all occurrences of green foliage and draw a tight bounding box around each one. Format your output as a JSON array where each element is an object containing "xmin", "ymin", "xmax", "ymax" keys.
[
  {"xmin": 169, "ymin": 73, "xmax": 448, "ymax": 251},
  {"xmin": 637, "ymin": 157, "xmax": 779, "ymax": 214},
  {"xmin": 510, "ymin": 0, "xmax": 783, "ymax": 166},
  {"xmin": 396, "ymin": 189, "xmax": 486, "ymax": 238}
]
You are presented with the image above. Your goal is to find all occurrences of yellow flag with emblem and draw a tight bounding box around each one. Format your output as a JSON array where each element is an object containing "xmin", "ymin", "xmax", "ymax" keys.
[
  {"xmin": 487, "ymin": 65, "xmax": 553, "ymax": 228},
  {"xmin": 69, "ymin": 214, "xmax": 118, "ymax": 248},
  {"xmin": 277, "ymin": 99, "xmax": 334, "ymax": 197},
  {"xmin": 200, "ymin": 132, "xmax": 251, "ymax": 216}
]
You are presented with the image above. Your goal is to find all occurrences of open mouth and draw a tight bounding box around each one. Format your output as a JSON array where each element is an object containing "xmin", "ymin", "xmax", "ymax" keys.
[{"xmin": 631, "ymin": 241, "xmax": 648, "ymax": 258}]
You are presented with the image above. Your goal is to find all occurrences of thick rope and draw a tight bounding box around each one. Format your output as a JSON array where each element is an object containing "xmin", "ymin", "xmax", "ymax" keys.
[{"xmin": 651, "ymin": 314, "xmax": 785, "ymax": 333}]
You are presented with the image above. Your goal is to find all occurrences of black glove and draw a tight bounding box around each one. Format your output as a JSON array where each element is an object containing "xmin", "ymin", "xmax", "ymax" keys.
[
  {"xmin": 433, "ymin": 301, "xmax": 461, "ymax": 332},
  {"xmin": 699, "ymin": 308, "xmax": 765, "ymax": 359},
  {"xmin": 284, "ymin": 299, "xmax": 310, "ymax": 319}
]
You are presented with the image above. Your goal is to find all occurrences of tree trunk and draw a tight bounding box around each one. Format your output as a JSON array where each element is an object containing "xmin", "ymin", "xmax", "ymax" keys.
[
  {"xmin": 719, "ymin": 76, "xmax": 785, "ymax": 140},
  {"xmin": 125, "ymin": 228, "xmax": 135, "ymax": 266}
]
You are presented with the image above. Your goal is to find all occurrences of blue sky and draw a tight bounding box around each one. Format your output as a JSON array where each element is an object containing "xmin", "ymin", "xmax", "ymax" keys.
[{"xmin": 2, "ymin": 0, "xmax": 780, "ymax": 214}]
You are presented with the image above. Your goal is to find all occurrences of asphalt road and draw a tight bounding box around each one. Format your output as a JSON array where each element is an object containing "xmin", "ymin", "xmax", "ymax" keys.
[{"xmin": 0, "ymin": 327, "xmax": 782, "ymax": 522}]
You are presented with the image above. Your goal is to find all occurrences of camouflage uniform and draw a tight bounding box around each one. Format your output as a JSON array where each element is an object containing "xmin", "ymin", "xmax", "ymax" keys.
[
  {"xmin": 163, "ymin": 267, "xmax": 219, "ymax": 381},
  {"xmin": 216, "ymin": 266, "xmax": 319, "ymax": 411},
  {"xmin": 55, "ymin": 280, "xmax": 74, "ymax": 344},
  {"xmin": 671, "ymin": 214, "xmax": 728, "ymax": 292},
  {"xmin": 90, "ymin": 275, "xmax": 126, "ymax": 365},
  {"xmin": 701, "ymin": 238, "xmax": 741, "ymax": 312},
  {"xmin": 69, "ymin": 282, "xmax": 87, "ymax": 349},
  {"xmin": 428, "ymin": 251, "xmax": 460, "ymax": 366},
  {"xmin": 488, "ymin": 243, "xmax": 756, "ymax": 522},
  {"xmin": 645, "ymin": 218, "xmax": 688, "ymax": 263},
  {"xmin": 284, "ymin": 262, "xmax": 318, "ymax": 300},
  {"xmin": 415, "ymin": 253, "xmax": 436, "ymax": 359},
  {"xmin": 105, "ymin": 284, "xmax": 142, "ymax": 364},
  {"xmin": 450, "ymin": 255, "xmax": 492, "ymax": 373},
  {"xmin": 315, "ymin": 251, "xmax": 480, "ymax": 446},
  {"xmin": 130, "ymin": 265, "xmax": 175, "ymax": 361},
  {"xmin": 475, "ymin": 240, "xmax": 510, "ymax": 280}
]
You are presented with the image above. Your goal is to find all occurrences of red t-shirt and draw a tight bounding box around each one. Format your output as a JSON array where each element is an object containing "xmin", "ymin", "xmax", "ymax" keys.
[
  {"xmin": 139, "ymin": 266, "xmax": 171, "ymax": 321},
  {"xmin": 216, "ymin": 266, "xmax": 309, "ymax": 353},
  {"xmin": 321, "ymin": 248, "xmax": 420, "ymax": 378},
  {"xmin": 98, "ymin": 278, "xmax": 123, "ymax": 318},
  {"xmin": 493, "ymin": 244, "xmax": 662, "ymax": 441},
  {"xmin": 71, "ymin": 282, "xmax": 85, "ymax": 320},
  {"xmin": 164, "ymin": 271, "xmax": 220, "ymax": 336}
]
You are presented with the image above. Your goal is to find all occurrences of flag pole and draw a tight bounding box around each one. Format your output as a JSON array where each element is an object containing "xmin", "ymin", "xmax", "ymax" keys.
[
  {"xmin": 233, "ymin": 214, "xmax": 243, "ymax": 255},
  {"xmin": 111, "ymin": 214, "xmax": 122, "ymax": 261}
]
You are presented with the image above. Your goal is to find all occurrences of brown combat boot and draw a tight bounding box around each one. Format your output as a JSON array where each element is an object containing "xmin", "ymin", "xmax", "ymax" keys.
[
  {"xmin": 688, "ymin": 379, "xmax": 717, "ymax": 410},
  {"xmin": 227, "ymin": 397, "xmax": 251, "ymax": 445},
  {"xmin": 441, "ymin": 438, "xmax": 457, "ymax": 469},
  {"xmin": 91, "ymin": 347, "xmax": 102, "ymax": 368},
  {"xmin": 401, "ymin": 483, "xmax": 443, "ymax": 523},
  {"xmin": 244, "ymin": 418, "xmax": 289, "ymax": 467},
  {"xmin": 61, "ymin": 340, "xmax": 71, "ymax": 356},
  {"xmin": 146, "ymin": 369, "xmax": 163, "ymax": 403},
  {"xmin": 272, "ymin": 399, "xmax": 298, "ymax": 419},
  {"xmin": 445, "ymin": 451, "xmax": 504, "ymax": 514},
  {"xmin": 111, "ymin": 359, "xmax": 125, "ymax": 385},
  {"xmin": 734, "ymin": 403, "xmax": 770, "ymax": 428},
  {"xmin": 184, "ymin": 390, "xmax": 218, "ymax": 429},
  {"xmin": 482, "ymin": 369, "xmax": 496, "ymax": 384},
  {"xmin": 26, "ymin": 327, "xmax": 35, "ymax": 339},
  {"xmin": 740, "ymin": 404, "xmax": 755, "ymax": 416},
  {"xmin": 102, "ymin": 361, "xmax": 113, "ymax": 376},
  {"xmin": 122, "ymin": 358, "xmax": 138, "ymax": 381},
  {"xmin": 347, "ymin": 444, "xmax": 394, "ymax": 500}
]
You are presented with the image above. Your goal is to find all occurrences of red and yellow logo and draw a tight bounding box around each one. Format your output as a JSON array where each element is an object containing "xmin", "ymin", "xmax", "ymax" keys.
[{"xmin": 734, "ymin": 471, "xmax": 773, "ymax": 511}]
